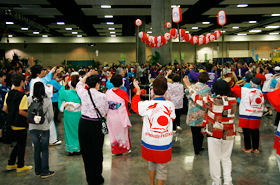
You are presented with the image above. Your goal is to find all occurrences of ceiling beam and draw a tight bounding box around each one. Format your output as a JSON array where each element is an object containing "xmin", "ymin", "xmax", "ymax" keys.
[{"xmin": 47, "ymin": 0, "xmax": 99, "ymax": 36}]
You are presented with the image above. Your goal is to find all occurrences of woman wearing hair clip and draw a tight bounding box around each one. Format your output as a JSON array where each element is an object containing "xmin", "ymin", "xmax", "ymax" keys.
[{"xmin": 106, "ymin": 74, "xmax": 132, "ymax": 156}]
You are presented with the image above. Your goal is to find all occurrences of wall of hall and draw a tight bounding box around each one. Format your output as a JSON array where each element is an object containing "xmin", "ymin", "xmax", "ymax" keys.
[{"xmin": 0, "ymin": 41, "xmax": 279, "ymax": 67}]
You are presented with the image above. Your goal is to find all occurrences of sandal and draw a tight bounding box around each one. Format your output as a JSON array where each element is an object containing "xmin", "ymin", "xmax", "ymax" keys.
[
  {"xmin": 242, "ymin": 148, "xmax": 252, "ymax": 153},
  {"xmin": 252, "ymin": 149, "xmax": 259, "ymax": 153}
]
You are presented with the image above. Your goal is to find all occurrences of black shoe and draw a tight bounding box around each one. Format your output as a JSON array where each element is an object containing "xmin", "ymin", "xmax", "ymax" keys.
[
  {"xmin": 69, "ymin": 152, "xmax": 75, "ymax": 156},
  {"xmin": 200, "ymin": 147, "xmax": 205, "ymax": 151},
  {"xmin": 41, "ymin": 171, "xmax": 55, "ymax": 179}
]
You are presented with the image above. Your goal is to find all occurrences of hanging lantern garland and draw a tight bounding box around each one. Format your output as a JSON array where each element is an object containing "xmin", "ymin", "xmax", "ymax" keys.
[{"xmin": 136, "ymin": 19, "xmax": 222, "ymax": 48}]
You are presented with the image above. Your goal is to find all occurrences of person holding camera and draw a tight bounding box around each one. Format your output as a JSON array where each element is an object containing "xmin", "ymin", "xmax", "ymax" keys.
[{"xmin": 28, "ymin": 81, "xmax": 54, "ymax": 178}]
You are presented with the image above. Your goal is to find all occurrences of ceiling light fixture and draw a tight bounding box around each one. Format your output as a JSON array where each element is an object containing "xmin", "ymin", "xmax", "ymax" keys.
[
  {"xmin": 249, "ymin": 21, "xmax": 257, "ymax": 23},
  {"xmin": 265, "ymin": 25, "xmax": 280, "ymax": 29},
  {"xmin": 72, "ymin": 31, "xmax": 78, "ymax": 34},
  {"xmin": 8, "ymin": 35, "xmax": 13, "ymax": 38},
  {"xmin": 57, "ymin": 22, "xmax": 65, "ymax": 25},
  {"xmin": 104, "ymin": 15, "xmax": 113, "ymax": 18},
  {"xmin": 42, "ymin": 35, "xmax": 48, "ymax": 37},
  {"xmin": 185, "ymin": 31, "xmax": 189, "ymax": 33},
  {"xmin": 147, "ymin": 31, "xmax": 152, "ymax": 33},
  {"xmin": 237, "ymin": 33, "xmax": 247, "ymax": 35},
  {"xmin": 110, "ymin": 31, "xmax": 116, "ymax": 34},
  {"xmin": 221, "ymin": 30, "xmax": 226, "ymax": 33},
  {"xmin": 65, "ymin": 27, "xmax": 72, "ymax": 30},
  {"xmin": 171, "ymin": 5, "xmax": 180, "ymax": 8},
  {"xmin": 33, "ymin": 31, "xmax": 39, "ymax": 34},
  {"xmin": 106, "ymin": 22, "xmax": 114, "ymax": 25},
  {"xmin": 270, "ymin": 32, "xmax": 279, "ymax": 35},
  {"xmin": 192, "ymin": 27, "xmax": 199, "ymax": 29},
  {"xmin": 202, "ymin": 21, "xmax": 210, "ymax": 24},
  {"xmin": 237, "ymin": 4, "xmax": 248, "ymax": 7},
  {"xmin": 21, "ymin": 27, "xmax": 28, "ymax": 30},
  {"xmin": 77, "ymin": 35, "xmax": 82, "ymax": 37},
  {"xmin": 108, "ymin": 28, "xmax": 115, "ymax": 30},
  {"xmin": 101, "ymin": 5, "xmax": 111, "ymax": 8},
  {"xmin": 233, "ymin": 26, "xmax": 239, "ymax": 29},
  {"xmin": 111, "ymin": 35, "xmax": 116, "ymax": 37},
  {"xmin": 249, "ymin": 30, "xmax": 262, "ymax": 32},
  {"xmin": 272, "ymin": 13, "xmax": 280, "ymax": 16},
  {"xmin": 6, "ymin": 22, "xmax": 14, "ymax": 24}
]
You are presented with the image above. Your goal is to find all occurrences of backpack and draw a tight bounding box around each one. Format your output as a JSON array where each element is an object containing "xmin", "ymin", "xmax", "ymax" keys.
[{"xmin": 27, "ymin": 97, "xmax": 47, "ymax": 124}]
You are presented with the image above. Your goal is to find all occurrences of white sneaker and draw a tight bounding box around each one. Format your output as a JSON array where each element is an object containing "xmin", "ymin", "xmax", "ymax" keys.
[
  {"xmin": 173, "ymin": 130, "xmax": 177, "ymax": 134},
  {"xmin": 50, "ymin": 140, "xmax": 62, "ymax": 146},
  {"xmin": 177, "ymin": 126, "xmax": 182, "ymax": 131},
  {"xmin": 268, "ymin": 110, "xmax": 273, "ymax": 116}
]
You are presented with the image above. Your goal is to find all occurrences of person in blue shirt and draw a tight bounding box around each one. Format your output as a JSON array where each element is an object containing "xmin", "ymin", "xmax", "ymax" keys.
[
  {"xmin": 51, "ymin": 72, "xmax": 62, "ymax": 123},
  {"xmin": 106, "ymin": 68, "xmax": 129, "ymax": 94}
]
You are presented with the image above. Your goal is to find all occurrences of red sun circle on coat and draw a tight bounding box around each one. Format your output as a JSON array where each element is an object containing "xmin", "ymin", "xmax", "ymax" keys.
[
  {"xmin": 255, "ymin": 97, "xmax": 262, "ymax": 104},
  {"xmin": 157, "ymin": 116, "xmax": 169, "ymax": 126}
]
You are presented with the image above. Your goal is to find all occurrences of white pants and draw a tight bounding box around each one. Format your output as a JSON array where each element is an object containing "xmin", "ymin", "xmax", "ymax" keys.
[
  {"xmin": 277, "ymin": 153, "xmax": 280, "ymax": 172},
  {"xmin": 208, "ymin": 137, "xmax": 234, "ymax": 185},
  {"xmin": 49, "ymin": 120, "xmax": 58, "ymax": 144}
]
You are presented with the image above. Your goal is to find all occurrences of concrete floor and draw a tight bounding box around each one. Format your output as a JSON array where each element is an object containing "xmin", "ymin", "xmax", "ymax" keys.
[{"xmin": 1, "ymin": 111, "xmax": 280, "ymax": 185}]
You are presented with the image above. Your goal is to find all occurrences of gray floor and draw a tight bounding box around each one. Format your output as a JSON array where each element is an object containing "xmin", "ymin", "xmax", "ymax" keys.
[{"xmin": 1, "ymin": 111, "xmax": 280, "ymax": 185}]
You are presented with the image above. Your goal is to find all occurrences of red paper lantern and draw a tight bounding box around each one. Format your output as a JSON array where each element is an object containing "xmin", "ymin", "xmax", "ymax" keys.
[
  {"xmin": 190, "ymin": 36, "xmax": 198, "ymax": 45},
  {"xmin": 165, "ymin": 21, "xmax": 171, "ymax": 29},
  {"xmin": 205, "ymin": 33, "xmax": 211, "ymax": 38},
  {"xmin": 197, "ymin": 37, "xmax": 203, "ymax": 45},
  {"xmin": 157, "ymin": 35, "xmax": 166, "ymax": 45},
  {"xmin": 141, "ymin": 32, "xmax": 148, "ymax": 42},
  {"xmin": 135, "ymin": 19, "xmax": 142, "ymax": 26},
  {"xmin": 148, "ymin": 36, "xmax": 154, "ymax": 43},
  {"xmin": 213, "ymin": 30, "xmax": 222, "ymax": 40},
  {"xmin": 179, "ymin": 28, "xmax": 185, "ymax": 37},
  {"xmin": 170, "ymin": 28, "xmax": 177, "ymax": 39},
  {"xmin": 203, "ymin": 36, "xmax": 209, "ymax": 44},
  {"xmin": 184, "ymin": 33, "xmax": 191, "ymax": 42},
  {"xmin": 208, "ymin": 34, "xmax": 215, "ymax": 42},
  {"xmin": 172, "ymin": 7, "xmax": 182, "ymax": 23},
  {"xmin": 153, "ymin": 36, "xmax": 158, "ymax": 44},
  {"xmin": 199, "ymin": 34, "xmax": 204, "ymax": 38},
  {"xmin": 217, "ymin": 10, "xmax": 227, "ymax": 26},
  {"xmin": 141, "ymin": 89, "xmax": 146, "ymax": 95},
  {"xmin": 149, "ymin": 42, "xmax": 155, "ymax": 47},
  {"xmin": 164, "ymin": 32, "xmax": 171, "ymax": 41}
]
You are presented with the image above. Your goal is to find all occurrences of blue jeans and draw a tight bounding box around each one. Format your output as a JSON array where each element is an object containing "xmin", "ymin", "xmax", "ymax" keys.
[{"xmin": 29, "ymin": 130, "xmax": 50, "ymax": 175}]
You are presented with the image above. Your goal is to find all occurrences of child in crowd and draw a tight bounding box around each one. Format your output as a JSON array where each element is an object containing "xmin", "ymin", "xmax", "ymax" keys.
[{"xmin": 131, "ymin": 78, "xmax": 175, "ymax": 185}]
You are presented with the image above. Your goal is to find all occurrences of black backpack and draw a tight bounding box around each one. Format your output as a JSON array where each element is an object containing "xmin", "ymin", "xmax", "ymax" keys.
[{"xmin": 27, "ymin": 97, "xmax": 47, "ymax": 124}]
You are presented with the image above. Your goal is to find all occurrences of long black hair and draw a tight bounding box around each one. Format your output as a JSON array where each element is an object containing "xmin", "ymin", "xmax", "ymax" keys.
[{"xmin": 33, "ymin": 82, "xmax": 46, "ymax": 102}]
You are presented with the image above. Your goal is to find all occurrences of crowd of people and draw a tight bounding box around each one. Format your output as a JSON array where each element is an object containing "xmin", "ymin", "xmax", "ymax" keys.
[{"xmin": 0, "ymin": 60, "xmax": 280, "ymax": 185}]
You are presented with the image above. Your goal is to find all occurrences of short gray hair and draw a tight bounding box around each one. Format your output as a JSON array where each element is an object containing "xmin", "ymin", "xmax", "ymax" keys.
[
  {"xmin": 250, "ymin": 81, "xmax": 259, "ymax": 88},
  {"xmin": 116, "ymin": 67, "xmax": 123, "ymax": 75}
]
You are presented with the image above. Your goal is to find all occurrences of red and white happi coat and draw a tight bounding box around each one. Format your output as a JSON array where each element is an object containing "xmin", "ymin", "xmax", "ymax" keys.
[
  {"xmin": 232, "ymin": 86, "xmax": 264, "ymax": 129},
  {"xmin": 267, "ymin": 89, "xmax": 280, "ymax": 155},
  {"xmin": 131, "ymin": 95, "xmax": 176, "ymax": 163}
]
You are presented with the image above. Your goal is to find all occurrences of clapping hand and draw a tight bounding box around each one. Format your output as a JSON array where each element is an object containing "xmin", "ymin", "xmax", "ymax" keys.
[
  {"xmin": 183, "ymin": 76, "xmax": 191, "ymax": 88},
  {"xmin": 133, "ymin": 79, "xmax": 141, "ymax": 95}
]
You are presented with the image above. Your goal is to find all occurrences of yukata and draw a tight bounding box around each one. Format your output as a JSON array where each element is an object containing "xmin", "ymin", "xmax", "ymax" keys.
[
  {"xmin": 106, "ymin": 89, "xmax": 132, "ymax": 155},
  {"xmin": 166, "ymin": 82, "xmax": 184, "ymax": 131},
  {"xmin": 58, "ymin": 86, "xmax": 81, "ymax": 152},
  {"xmin": 186, "ymin": 82, "xmax": 211, "ymax": 154}
]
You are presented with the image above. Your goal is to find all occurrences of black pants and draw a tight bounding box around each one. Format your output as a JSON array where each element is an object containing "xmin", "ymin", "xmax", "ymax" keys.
[
  {"xmin": 243, "ymin": 128, "xmax": 259, "ymax": 150},
  {"xmin": 8, "ymin": 129, "xmax": 27, "ymax": 168},
  {"xmin": 52, "ymin": 102, "xmax": 59, "ymax": 120},
  {"xmin": 274, "ymin": 111, "xmax": 280, "ymax": 127},
  {"xmin": 79, "ymin": 118, "xmax": 104, "ymax": 185},
  {"xmin": 191, "ymin": 127, "xmax": 204, "ymax": 154},
  {"xmin": 173, "ymin": 109, "xmax": 182, "ymax": 130}
]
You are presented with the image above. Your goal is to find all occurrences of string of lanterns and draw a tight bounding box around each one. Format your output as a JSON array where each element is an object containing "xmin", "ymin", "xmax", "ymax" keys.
[{"xmin": 135, "ymin": 8, "xmax": 226, "ymax": 48}]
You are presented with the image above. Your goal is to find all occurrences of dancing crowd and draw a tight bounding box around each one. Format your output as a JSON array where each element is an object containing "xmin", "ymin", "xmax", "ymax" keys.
[{"xmin": 0, "ymin": 60, "xmax": 280, "ymax": 185}]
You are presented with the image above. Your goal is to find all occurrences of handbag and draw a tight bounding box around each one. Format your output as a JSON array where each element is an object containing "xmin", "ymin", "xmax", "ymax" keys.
[{"xmin": 87, "ymin": 90, "xmax": 108, "ymax": 135}]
